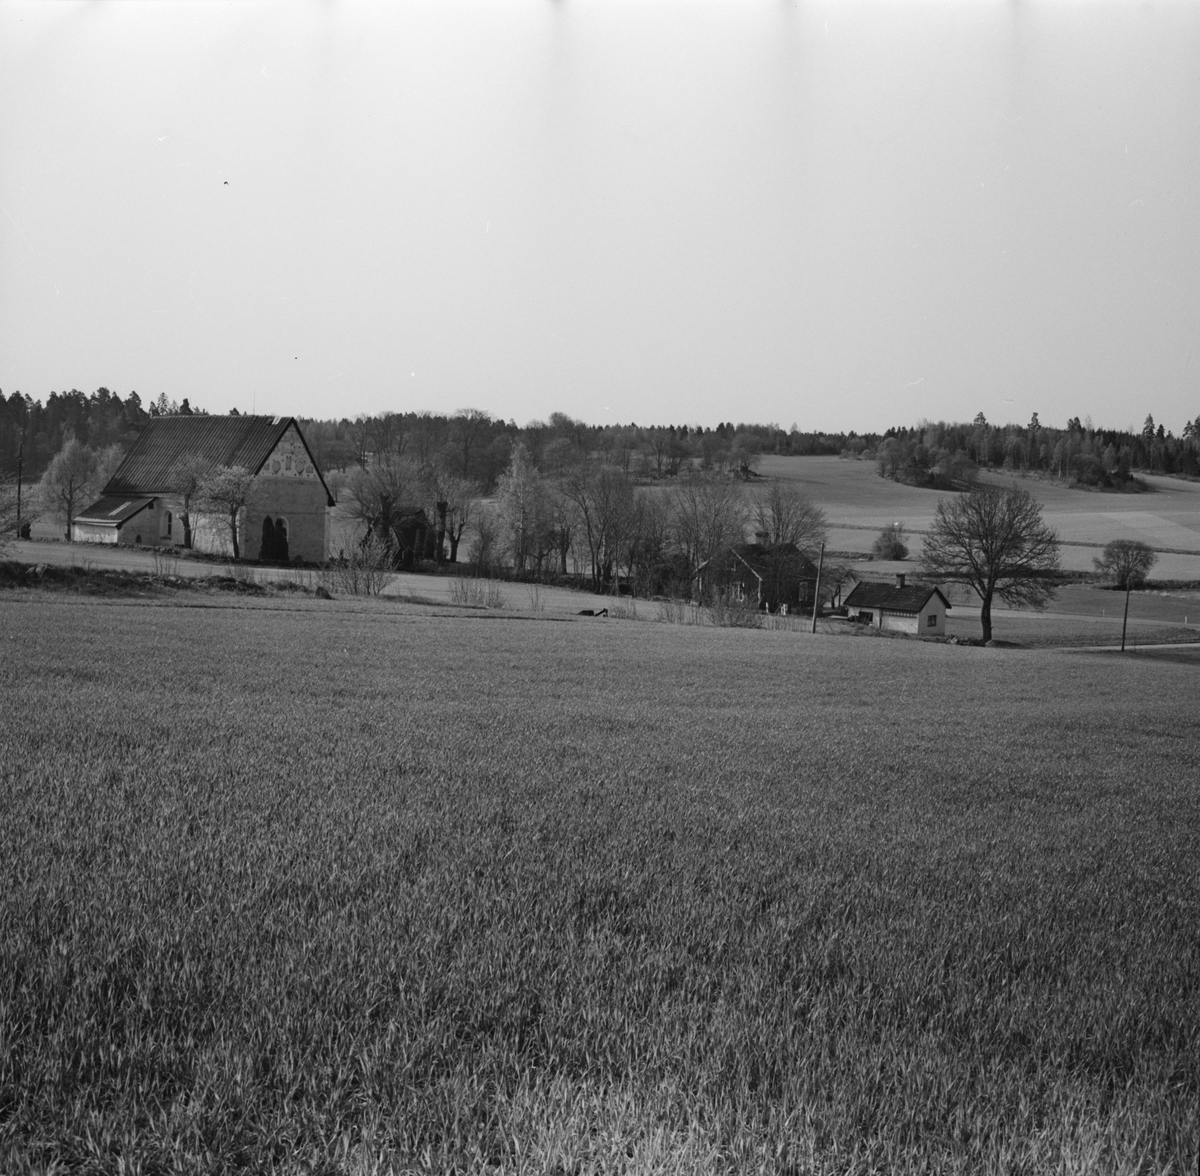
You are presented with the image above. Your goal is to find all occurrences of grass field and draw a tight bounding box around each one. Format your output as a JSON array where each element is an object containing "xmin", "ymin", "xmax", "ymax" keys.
[
  {"xmin": 1, "ymin": 593, "xmax": 1197, "ymax": 1174},
  {"xmin": 758, "ymin": 456, "xmax": 1200, "ymax": 580}
]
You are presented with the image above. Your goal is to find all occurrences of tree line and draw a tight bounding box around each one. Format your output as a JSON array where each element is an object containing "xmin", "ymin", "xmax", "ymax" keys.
[
  {"xmin": 5, "ymin": 390, "xmax": 1197, "ymax": 490},
  {"xmin": 338, "ymin": 434, "xmax": 831, "ymax": 600},
  {"xmin": 0, "ymin": 394, "xmax": 849, "ymax": 486},
  {"xmin": 869, "ymin": 411, "xmax": 1200, "ymax": 489}
]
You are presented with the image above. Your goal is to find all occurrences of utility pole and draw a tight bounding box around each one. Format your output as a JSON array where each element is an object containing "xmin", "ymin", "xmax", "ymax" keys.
[
  {"xmin": 810, "ymin": 542, "xmax": 825, "ymax": 634},
  {"xmin": 1121, "ymin": 580, "xmax": 1131, "ymax": 652}
]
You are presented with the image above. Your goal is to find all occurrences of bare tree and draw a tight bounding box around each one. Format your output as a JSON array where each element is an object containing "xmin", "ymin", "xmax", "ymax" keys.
[
  {"xmin": 347, "ymin": 415, "xmax": 373, "ymax": 469},
  {"xmin": 369, "ymin": 412, "xmax": 407, "ymax": 459},
  {"xmin": 197, "ymin": 466, "xmax": 257, "ymax": 559},
  {"xmin": 648, "ymin": 429, "xmax": 672, "ymax": 477},
  {"xmin": 468, "ymin": 503, "xmax": 501, "ymax": 575},
  {"xmin": 1094, "ymin": 538, "xmax": 1157, "ymax": 591},
  {"xmin": 496, "ymin": 440, "xmax": 554, "ymax": 575},
  {"xmin": 166, "ymin": 453, "xmax": 214, "ymax": 548},
  {"xmin": 39, "ymin": 437, "xmax": 99, "ymax": 540},
  {"xmin": 342, "ymin": 453, "xmax": 421, "ymax": 551},
  {"xmin": 560, "ymin": 458, "xmax": 638, "ymax": 592},
  {"xmin": 921, "ymin": 486, "xmax": 1061, "ymax": 642},
  {"xmin": 670, "ymin": 475, "xmax": 748, "ymax": 589},
  {"xmin": 624, "ymin": 489, "xmax": 673, "ymax": 597},
  {"xmin": 1094, "ymin": 539, "xmax": 1158, "ymax": 651},
  {"xmin": 452, "ymin": 408, "xmax": 492, "ymax": 478},
  {"xmin": 422, "ymin": 464, "xmax": 479, "ymax": 564},
  {"xmin": 751, "ymin": 482, "xmax": 827, "ymax": 552}
]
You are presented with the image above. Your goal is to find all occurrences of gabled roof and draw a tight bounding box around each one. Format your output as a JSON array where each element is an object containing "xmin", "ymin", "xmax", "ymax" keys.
[
  {"xmin": 731, "ymin": 542, "xmax": 819, "ymax": 579},
  {"xmin": 843, "ymin": 580, "xmax": 952, "ymax": 613},
  {"xmin": 103, "ymin": 415, "xmax": 334, "ymax": 504},
  {"xmin": 74, "ymin": 495, "xmax": 154, "ymax": 526}
]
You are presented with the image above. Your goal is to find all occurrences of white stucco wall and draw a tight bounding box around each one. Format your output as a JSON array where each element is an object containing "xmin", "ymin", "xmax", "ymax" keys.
[
  {"xmin": 855, "ymin": 597, "xmax": 947, "ymax": 636},
  {"xmin": 72, "ymin": 522, "xmax": 119, "ymax": 544}
]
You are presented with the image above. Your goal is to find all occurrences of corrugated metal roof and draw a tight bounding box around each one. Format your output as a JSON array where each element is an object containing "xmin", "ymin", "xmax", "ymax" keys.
[
  {"xmin": 104, "ymin": 415, "xmax": 291, "ymax": 494},
  {"xmin": 74, "ymin": 495, "xmax": 154, "ymax": 525},
  {"xmin": 843, "ymin": 580, "xmax": 951, "ymax": 613},
  {"xmin": 102, "ymin": 415, "xmax": 334, "ymax": 504}
]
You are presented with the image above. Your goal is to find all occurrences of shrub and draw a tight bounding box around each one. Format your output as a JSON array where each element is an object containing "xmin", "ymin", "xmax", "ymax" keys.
[
  {"xmin": 449, "ymin": 576, "xmax": 506, "ymax": 608},
  {"xmin": 320, "ymin": 537, "xmax": 394, "ymax": 597},
  {"xmin": 872, "ymin": 523, "xmax": 909, "ymax": 560}
]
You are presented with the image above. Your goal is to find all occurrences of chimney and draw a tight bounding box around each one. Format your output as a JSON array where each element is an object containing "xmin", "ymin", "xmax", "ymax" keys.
[{"xmin": 895, "ymin": 573, "xmax": 906, "ymax": 589}]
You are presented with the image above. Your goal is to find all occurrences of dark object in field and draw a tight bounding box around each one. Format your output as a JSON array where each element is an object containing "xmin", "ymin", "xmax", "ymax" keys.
[
  {"xmin": 578, "ymin": 608, "xmax": 609, "ymax": 617},
  {"xmin": 315, "ymin": 586, "xmax": 333, "ymax": 600}
]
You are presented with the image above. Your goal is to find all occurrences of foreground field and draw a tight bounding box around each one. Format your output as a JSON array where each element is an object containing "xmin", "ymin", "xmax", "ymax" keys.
[{"xmin": 2, "ymin": 596, "xmax": 1198, "ymax": 1173}]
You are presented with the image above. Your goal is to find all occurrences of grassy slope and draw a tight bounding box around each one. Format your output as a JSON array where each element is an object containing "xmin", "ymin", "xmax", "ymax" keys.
[
  {"xmin": 1, "ymin": 597, "xmax": 1198, "ymax": 1173},
  {"xmin": 758, "ymin": 456, "xmax": 1200, "ymax": 579}
]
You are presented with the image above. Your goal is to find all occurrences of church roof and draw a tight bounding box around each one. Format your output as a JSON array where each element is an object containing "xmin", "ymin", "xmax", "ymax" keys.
[{"xmin": 103, "ymin": 415, "xmax": 333, "ymax": 504}]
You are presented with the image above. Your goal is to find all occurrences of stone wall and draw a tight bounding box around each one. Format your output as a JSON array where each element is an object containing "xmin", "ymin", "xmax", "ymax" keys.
[{"xmin": 246, "ymin": 476, "xmax": 329, "ymax": 563}]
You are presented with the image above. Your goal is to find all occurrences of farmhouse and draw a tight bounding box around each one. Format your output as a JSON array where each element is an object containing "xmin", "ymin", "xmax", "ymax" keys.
[
  {"xmin": 843, "ymin": 574, "xmax": 951, "ymax": 636},
  {"xmin": 73, "ymin": 415, "xmax": 334, "ymax": 562},
  {"xmin": 697, "ymin": 538, "xmax": 819, "ymax": 612}
]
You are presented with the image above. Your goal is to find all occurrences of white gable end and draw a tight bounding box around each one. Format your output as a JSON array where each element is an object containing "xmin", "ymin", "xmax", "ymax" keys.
[{"xmin": 262, "ymin": 424, "xmax": 319, "ymax": 479}]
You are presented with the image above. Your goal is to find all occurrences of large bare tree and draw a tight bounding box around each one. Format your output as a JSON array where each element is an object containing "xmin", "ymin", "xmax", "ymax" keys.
[
  {"xmin": 921, "ymin": 485, "xmax": 1060, "ymax": 642},
  {"xmin": 560, "ymin": 459, "xmax": 638, "ymax": 593},
  {"xmin": 342, "ymin": 453, "xmax": 421, "ymax": 550},
  {"xmin": 670, "ymin": 476, "xmax": 748, "ymax": 586},
  {"xmin": 421, "ymin": 463, "xmax": 479, "ymax": 564}
]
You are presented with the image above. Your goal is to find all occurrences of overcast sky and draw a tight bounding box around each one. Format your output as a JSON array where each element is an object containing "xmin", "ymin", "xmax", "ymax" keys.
[{"xmin": 2, "ymin": 1, "xmax": 1197, "ymax": 433}]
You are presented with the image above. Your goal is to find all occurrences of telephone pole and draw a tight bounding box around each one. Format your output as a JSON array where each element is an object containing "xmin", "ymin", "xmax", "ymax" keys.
[{"xmin": 810, "ymin": 543, "xmax": 825, "ymax": 634}]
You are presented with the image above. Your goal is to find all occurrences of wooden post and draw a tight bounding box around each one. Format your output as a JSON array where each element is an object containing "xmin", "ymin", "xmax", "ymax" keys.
[
  {"xmin": 1121, "ymin": 582, "xmax": 1131, "ymax": 651},
  {"xmin": 810, "ymin": 543, "xmax": 825, "ymax": 634}
]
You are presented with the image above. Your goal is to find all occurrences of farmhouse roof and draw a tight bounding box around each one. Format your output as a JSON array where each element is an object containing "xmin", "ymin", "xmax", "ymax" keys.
[
  {"xmin": 843, "ymin": 580, "xmax": 951, "ymax": 614},
  {"xmin": 731, "ymin": 542, "xmax": 819, "ymax": 578},
  {"xmin": 74, "ymin": 495, "xmax": 154, "ymax": 526},
  {"xmin": 103, "ymin": 415, "xmax": 334, "ymax": 505}
]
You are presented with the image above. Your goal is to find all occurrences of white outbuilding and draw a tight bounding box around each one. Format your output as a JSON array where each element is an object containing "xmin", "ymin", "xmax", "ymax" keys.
[{"xmin": 843, "ymin": 574, "xmax": 952, "ymax": 636}]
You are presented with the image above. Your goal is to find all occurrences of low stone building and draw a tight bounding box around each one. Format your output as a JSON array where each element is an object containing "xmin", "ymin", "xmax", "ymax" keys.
[
  {"xmin": 842, "ymin": 574, "xmax": 951, "ymax": 636},
  {"xmin": 73, "ymin": 415, "xmax": 334, "ymax": 562}
]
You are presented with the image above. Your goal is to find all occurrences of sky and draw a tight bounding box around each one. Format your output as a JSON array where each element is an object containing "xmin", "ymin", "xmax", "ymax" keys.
[{"xmin": 1, "ymin": 1, "xmax": 1198, "ymax": 434}]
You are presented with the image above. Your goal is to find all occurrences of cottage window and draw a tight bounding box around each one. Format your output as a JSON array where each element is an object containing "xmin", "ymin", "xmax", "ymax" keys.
[{"xmin": 927, "ymin": 613, "xmax": 937, "ymax": 628}]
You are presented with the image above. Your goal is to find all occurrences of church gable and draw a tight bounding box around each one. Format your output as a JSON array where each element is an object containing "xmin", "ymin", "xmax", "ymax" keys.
[{"xmin": 260, "ymin": 424, "xmax": 320, "ymax": 480}]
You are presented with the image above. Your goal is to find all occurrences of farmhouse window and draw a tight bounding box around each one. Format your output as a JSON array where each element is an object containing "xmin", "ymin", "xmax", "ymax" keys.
[{"xmin": 927, "ymin": 614, "xmax": 936, "ymax": 628}]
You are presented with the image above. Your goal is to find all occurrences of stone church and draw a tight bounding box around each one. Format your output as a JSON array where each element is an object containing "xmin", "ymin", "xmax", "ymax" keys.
[{"xmin": 73, "ymin": 415, "xmax": 334, "ymax": 562}]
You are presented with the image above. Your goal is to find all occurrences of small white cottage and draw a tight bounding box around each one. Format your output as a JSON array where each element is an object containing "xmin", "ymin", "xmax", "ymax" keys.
[{"xmin": 842, "ymin": 574, "xmax": 952, "ymax": 636}]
